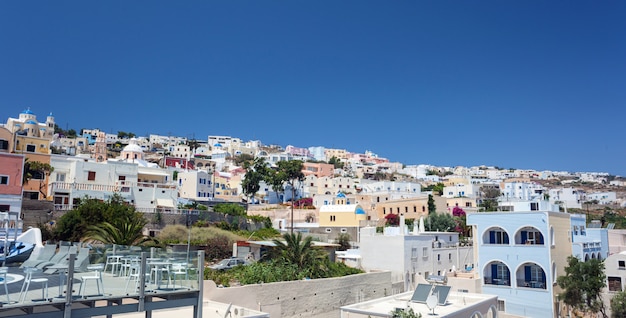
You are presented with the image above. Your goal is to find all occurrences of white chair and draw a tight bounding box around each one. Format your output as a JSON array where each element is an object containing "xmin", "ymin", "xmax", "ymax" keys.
[
  {"xmin": 78, "ymin": 264, "xmax": 105, "ymax": 298},
  {"xmin": 19, "ymin": 267, "xmax": 48, "ymax": 303},
  {"xmin": 0, "ymin": 267, "xmax": 10, "ymax": 303},
  {"xmin": 104, "ymin": 255, "xmax": 122, "ymax": 275},
  {"xmin": 148, "ymin": 259, "xmax": 171, "ymax": 289},
  {"xmin": 170, "ymin": 263, "xmax": 189, "ymax": 288},
  {"xmin": 125, "ymin": 259, "xmax": 149, "ymax": 294}
]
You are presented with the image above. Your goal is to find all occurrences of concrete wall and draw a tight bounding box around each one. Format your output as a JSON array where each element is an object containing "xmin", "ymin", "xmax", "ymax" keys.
[{"xmin": 204, "ymin": 271, "xmax": 393, "ymax": 318}]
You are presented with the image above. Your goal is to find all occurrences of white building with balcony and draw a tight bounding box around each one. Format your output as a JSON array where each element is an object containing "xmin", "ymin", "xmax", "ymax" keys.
[
  {"xmin": 467, "ymin": 207, "xmax": 609, "ymax": 318},
  {"xmin": 48, "ymin": 142, "xmax": 178, "ymax": 211},
  {"xmin": 501, "ymin": 181, "xmax": 546, "ymax": 201}
]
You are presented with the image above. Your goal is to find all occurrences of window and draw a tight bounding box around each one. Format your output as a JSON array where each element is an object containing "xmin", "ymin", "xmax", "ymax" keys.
[
  {"xmin": 0, "ymin": 139, "xmax": 8, "ymax": 150},
  {"xmin": 437, "ymin": 254, "xmax": 441, "ymax": 261},
  {"xmin": 330, "ymin": 215, "xmax": 336, "ymax": 222},
  {"xmin": 413, "ymin": 206, "xmax": 417, "ymax": 212},
  {"xmin": 530, "ymin": 202, "xmax": 539, "ymax": 211},
  {"xmin": 619, "ymin": 260, "xmax": 625, "ymax": 269},
  {"xmin": 26, "ymin": 144, "xmax": 36, "ymax": 152},
  {"xmin": 405, "ymin": 207, "xmax": 408, "ymax": 213},
  {"xmin": 0, "ymin": 176, "xmax": 7, "ymax": 185},
  {"xmin": 448, "ymin": 253, "xmax": 452, "ymax": 260},
  {"xmin": 87, "ymin": 171, "xmax": 96, "ymax": 181},
  {"xmin": 609, "ymin": 277, "xmax": 622, "ymax": 292},
  {"xmin": 411, "ymin": 247, "xmax": 418, "ymax": 259},
  {"xmin": 56, "ymin": 173, "xmax": 66, "ymax": 182},
  {"xmin": 489, "ymin": 230, "xmax": 509, "ymax": 244},
  {"xmin": 422, "ymin": 247, "xmax": 428, "ymax": 258},
  {"xmin": 23, "ymin": 191, "xmax": 38, "ymax": 199},
  {"xmin": 466, "ymin": 202, "xmax": 472, "ymax": 207}
]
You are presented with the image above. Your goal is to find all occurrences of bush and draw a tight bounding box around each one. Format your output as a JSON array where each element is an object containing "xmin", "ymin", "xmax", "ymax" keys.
[{"xmin": 157, "ymin": 224, "xmax": 245, "ymax": 246}]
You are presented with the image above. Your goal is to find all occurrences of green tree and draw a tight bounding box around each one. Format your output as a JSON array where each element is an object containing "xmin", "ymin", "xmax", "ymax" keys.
[
  {"xmin": 328, "ymin": 156, "xmax": 344, "ymax": 169},
  {"xmin": 53, "ymin": 194, "xmax": 139, "ymax": 242},
  {"xmin": 270, "ymin": 232, "xmax": 327, "ymax": 277},
  {"xmin": 83, "ymin": 214, "xmax": 155, "ymax": 246},
  {"xmin": 23, "ymin": 160, "xmax": 54, "ymax": 198},
  {"xmin": 427, "ymin": 194, "xmax": 436, "ymax": 214},
  {"xmin": 426, "ymin": 213, "xmax": 456, "ymax": 232},
  {"xmin": 186, "ymin": 138, "xmax": 200, "ymax": 154},
  {"xmin": 276, "ymin": 160, "xmax": 304, "ymax": 233},
  {"xmin": 479, "ymin": 186, "xmax": 501, "ymax": 212},
  {"xmin": 611, "ymin": 291, "xmax": 626, "ymax": 318},
  {"xmin": 265, "ymin": 168, "xmax": 286, "ymax": 203},
  {"xmin": 335, "ymin": 233, "xmax": 352, "ymax": 251},
  {"xmin": 557, "ymin": 256, "xmax": 607, "ymax": 318},
  {"xmin": 432, "ymin": 182, "xmax": 444, "ymax": 195},
  {"xmin": 242, "ymin": 158, "xmax": 268, "ymax": 207},
  {"xmin": 213, "ymin": 203, "xmax": 246, "ymax": 216}
]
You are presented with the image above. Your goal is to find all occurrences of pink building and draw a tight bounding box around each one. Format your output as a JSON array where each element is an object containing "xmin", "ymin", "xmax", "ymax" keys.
[
  {"xmin": 0, "ymin": 152, "xmax": 25, "ymax": 213},
  {"xmin": 302, "ymin": 162, "xmax": 334, "ymax": 178}
]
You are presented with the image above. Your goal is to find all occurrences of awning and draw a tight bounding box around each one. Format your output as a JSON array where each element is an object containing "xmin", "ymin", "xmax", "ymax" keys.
[{"xmin": 156, "ymin": 198, "xmax": 176, "ymax": 208}]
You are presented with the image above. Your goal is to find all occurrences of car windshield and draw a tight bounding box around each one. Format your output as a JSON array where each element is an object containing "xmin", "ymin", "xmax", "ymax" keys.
[{"xmin": 218, "ymin": 259, "xmax": 230, "ymax": 265}]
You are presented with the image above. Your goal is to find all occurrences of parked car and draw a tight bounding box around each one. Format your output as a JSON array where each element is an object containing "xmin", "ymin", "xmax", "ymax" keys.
[{"xmin": 208, "ymin": 257, "xmax": 249, "ymax": 270}]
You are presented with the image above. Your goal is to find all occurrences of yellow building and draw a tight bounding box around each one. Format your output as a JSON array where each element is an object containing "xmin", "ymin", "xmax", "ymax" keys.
[{"xmin": 319, "ymin": 193, "xmax": 367, "ymax": 227}]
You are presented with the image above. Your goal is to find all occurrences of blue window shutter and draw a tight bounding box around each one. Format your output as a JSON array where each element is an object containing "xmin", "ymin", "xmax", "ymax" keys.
[
  {"xmin": 521, "ymin": 231, "xmax": 527, "ymax": 244},
  {"xmin": 525, "ymin": 266, "xmax": 531, "ymax": 281},
  {"xmin": 489, "ymin": 231, "xmax": 495, "ymax": 244},
  {"xmin": 491, "ymin": 264, "xmax": 498, "ymax": 280},
  {"xmin": 541, "ymin": 270, "xmax": 546, "ymax": 283}
]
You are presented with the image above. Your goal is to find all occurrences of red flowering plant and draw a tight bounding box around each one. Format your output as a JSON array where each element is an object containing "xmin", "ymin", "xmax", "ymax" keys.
[
  {"xmin": 294, "ymin": 197, "xmax": 314, "ymax": 209},
  {"xmin": 452, "ymin": 206, "xmax": 470, "ymax": 238},
  {"xmin": 384, "ymin": 213, "xmax": 400, "ymax": 226}
]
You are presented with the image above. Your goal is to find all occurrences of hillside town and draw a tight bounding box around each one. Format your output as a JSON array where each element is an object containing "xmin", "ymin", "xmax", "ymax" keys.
[{"xmin": 2, "ymin": 108, "xmax": 626, "ymax": 318}]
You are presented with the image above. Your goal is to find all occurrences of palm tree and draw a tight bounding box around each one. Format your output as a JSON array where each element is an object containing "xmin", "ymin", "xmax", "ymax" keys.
[
  {"xmin": 83, "ymin": 216, "xmax": 157, "ymax": 246},
  {"xmin": 271, "ymin": 232, "xmax": 325, "ymax": 271}
]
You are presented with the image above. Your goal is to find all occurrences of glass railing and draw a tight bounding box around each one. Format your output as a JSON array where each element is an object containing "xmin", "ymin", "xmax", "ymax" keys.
[{"xmin": 0, "ymin": 242, "xmax": 203, "ymax": 308}]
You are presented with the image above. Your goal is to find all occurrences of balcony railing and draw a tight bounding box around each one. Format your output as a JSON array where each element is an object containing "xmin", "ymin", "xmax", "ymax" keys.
[
  {"xmin": 517, "ymin": 279, "xmax": 546, "ymax": 289},
  {"xmin": 484, "ymin": 277, "xmax": 510, "ymax": 286},
  {"xmin": 51, "ymin": 181, "xmax": 178, "ymax": 194}
]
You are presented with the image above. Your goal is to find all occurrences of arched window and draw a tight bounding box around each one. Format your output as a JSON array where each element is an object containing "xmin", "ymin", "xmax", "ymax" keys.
[
  {"xmin": 483, "ymin": 261, "xmax": 511, "ymax": 286},
  {"xmin": 515, "ymin": 226, "xmax": 544, "ymax": 245},
  {"xmin": 516, "ymin": 262, "xmax": 547, "ymax": 289},
  {"xmin": 483, "ymin": 227, "xmax": 509, "ymax": 245}
]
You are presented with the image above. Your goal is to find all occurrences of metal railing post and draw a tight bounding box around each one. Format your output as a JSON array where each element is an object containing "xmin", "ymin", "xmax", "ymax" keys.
[
  {"xmin": 195, "ymin": 250, "xmax": 204, "ymax": 318},
  {"xmin": 64, "ymin": 246, "xmax": 77, "ymax": 318},
  {"xmin": 138, "ymin": 252, "xmax": 147, "ymax": 312}
]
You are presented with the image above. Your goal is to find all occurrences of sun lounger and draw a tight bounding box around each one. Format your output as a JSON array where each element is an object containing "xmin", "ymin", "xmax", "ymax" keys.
[
  {"xmin": 19, "ymin": 243, "xmax": 57, "ymax": 268},
  {"xmin": 34, "ymin": 245, "xmax": 70, "ymax": 270}
]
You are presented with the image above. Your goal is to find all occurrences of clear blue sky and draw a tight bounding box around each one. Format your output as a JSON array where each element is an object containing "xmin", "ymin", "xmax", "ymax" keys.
[{"xmin": 1, "ymin": 1, "xmax": 625, "ymax": 175}]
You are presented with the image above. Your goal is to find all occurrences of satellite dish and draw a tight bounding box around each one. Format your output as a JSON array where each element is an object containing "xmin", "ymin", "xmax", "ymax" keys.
[{"xmin": 426, "ymin": 291, "xmax": 438, "ymax": 315}]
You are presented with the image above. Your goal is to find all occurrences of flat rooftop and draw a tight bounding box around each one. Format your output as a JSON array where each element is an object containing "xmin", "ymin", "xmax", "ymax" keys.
[{"xmin": 341, "ymin": 288, "xmax": 498, "ymax": 318}]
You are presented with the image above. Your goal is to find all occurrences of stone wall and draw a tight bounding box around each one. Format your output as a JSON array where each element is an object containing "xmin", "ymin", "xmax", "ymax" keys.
[
  {"xmin": 21, "ymin": 199, "xmax": 55, "ymax": 229},
  {"xmin": 204, "ymin": 271, "xmax": 393, "ymax": 318}
]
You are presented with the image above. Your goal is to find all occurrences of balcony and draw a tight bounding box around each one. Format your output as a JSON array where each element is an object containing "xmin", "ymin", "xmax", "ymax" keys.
[{"xmin": 517, "ymin": 279, "xmax": 546, "ymax": 289}]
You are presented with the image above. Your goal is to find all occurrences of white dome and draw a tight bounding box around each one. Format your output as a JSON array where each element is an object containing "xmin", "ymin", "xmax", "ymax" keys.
[{"xmin": 122, "ymin": 138, "xmax": 144, "ymax": 153}]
